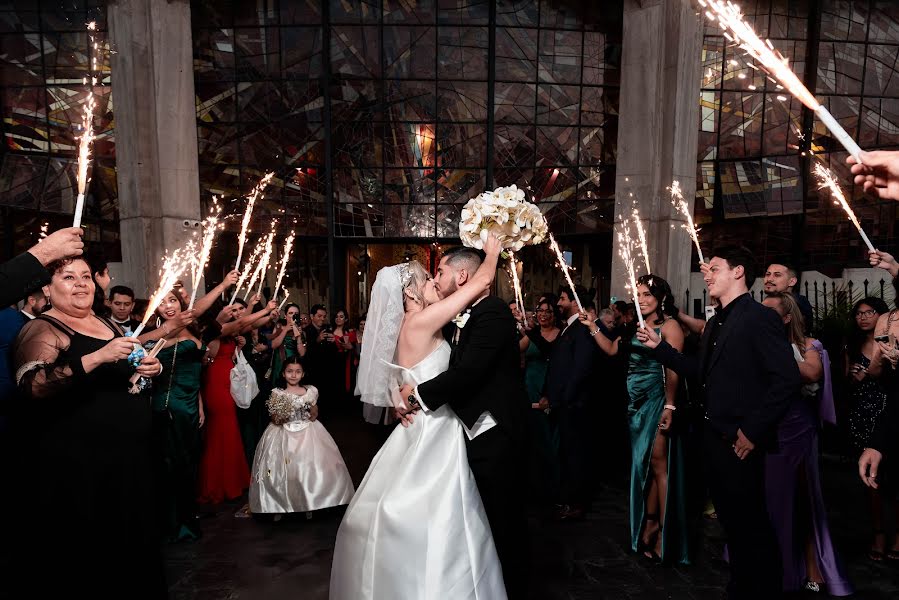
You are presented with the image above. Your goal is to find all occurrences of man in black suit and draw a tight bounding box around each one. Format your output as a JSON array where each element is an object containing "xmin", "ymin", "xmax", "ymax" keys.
[
  {"xmin": 0, "ymin": 227, "xmax": 84, "ymax": 307},
  {"xmin": 398, "ymin": 246, "xmax": 528, "ymax": 599},
  {"xmin": 638, "ymin": 246, "xmax": 799, "ymax": 600},
  {"xmin": 538, "ymin": 285, "xmax": 595, "ymax": 519}
]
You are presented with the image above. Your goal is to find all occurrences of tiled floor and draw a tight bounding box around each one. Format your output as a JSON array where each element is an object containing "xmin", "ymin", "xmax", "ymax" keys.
[{"xmin": 166, "ymin": 414, "xmax": 899, "ymax": 599}]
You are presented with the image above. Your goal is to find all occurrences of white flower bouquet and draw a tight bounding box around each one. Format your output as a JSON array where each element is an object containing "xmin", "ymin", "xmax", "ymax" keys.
[{"xmin": 459, "ymin": 185, "xmax": 548, "ymax": 251}]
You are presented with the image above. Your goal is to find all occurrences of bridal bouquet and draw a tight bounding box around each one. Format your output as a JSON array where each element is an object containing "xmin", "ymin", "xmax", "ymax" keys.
[
  {"xmin": 267, "ymin": 388, "xmax": 314, "ymax": 425},
  {"xmin": 459, "ymin": 185, "xmax": 548, "ymax": 251}
]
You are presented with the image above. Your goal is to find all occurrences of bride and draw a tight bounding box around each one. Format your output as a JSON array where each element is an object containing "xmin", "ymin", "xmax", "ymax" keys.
[{"xmin": 330, "ymin": 234, "xmax": 506, "ymax": 600}]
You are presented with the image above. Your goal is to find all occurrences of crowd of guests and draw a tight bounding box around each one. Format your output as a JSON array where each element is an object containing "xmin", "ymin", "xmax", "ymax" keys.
[{"xmin": 2, "ymin": 145, "xmax": 899, "ymax": 598}]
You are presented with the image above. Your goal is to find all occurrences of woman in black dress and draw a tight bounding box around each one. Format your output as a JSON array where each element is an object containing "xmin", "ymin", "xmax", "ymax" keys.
[
  {"xmin": 845, "ymin": 296, "xmax": 896, "ymax": 561},
  {"xmin": 10, "ymin": 257, "xmax": 165, "ymax": 596}
]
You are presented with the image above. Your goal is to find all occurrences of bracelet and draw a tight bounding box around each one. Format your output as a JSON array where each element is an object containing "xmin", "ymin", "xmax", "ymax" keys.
[
  {"xmin": 664, "ymin": 404, "xmax": 677, "ymax": 411},
  {"xmin": 590, "ymin": 329, "xmax": 600, "ymax": 337}
]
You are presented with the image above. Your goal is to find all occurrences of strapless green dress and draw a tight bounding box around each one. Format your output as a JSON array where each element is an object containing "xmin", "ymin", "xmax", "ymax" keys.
[
  {"xmin": 626, "ymin": 332, "xmax": 689, "ymax": 564},
  {"xmin": 151, "ymin": 339, "xmax": 205, "ymax": 542}
]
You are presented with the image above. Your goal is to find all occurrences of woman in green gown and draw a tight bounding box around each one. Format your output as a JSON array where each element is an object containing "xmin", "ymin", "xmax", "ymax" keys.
[
  {"xmin": 147, "ymin": 291, "xmax": 207, "ymax": 541},
  {"xmin": 519, "ymin": 297, "xmax": 561, "ymax": 504},
  {"xmin": 582, "ymin": 275, "xmax": 689, "ymax": 564},
  {"xmin": 270, "ymin": 303, "xmax": 305, "ymax": 387}
]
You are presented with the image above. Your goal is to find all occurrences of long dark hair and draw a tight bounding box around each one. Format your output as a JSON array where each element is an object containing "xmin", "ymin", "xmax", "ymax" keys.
[
  {"xmin": 636, "ymin": 274, "xmax": 677, "ymax": 326},
  {"xmin": 848, "ymin": 296, "xmax": 890, "ymax": 354},
  {"xmin": 157, "ymin": 288, "xmax": 201, "ymax": 337}
]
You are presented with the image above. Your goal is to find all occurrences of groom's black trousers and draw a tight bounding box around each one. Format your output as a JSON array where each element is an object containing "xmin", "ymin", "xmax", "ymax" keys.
[{"xmin": 467, "ymin": 424, "xmax": 528, "ymax": 600}]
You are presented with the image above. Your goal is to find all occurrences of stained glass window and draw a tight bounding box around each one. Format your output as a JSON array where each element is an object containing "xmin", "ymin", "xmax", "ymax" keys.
[{"xmin": 0, "ymin": 1, "xmax": 116, "ymax": 258}]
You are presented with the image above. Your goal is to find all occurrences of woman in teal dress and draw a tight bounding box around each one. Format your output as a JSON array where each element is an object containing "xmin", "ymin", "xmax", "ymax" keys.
[
  {"xmin": 583, "ymin": 275, "xmax": 689, "ymax": 564},
  {"xmin": 149, "ymin": 291, "xmax": 207, "ymax": 542},
  {"xmin": 270, "ymin": 303, "xmax": 305, "ymax": 387},
  {"xmin": 520, "ymin": 297, "xmax": 561, "ymax": 504}
]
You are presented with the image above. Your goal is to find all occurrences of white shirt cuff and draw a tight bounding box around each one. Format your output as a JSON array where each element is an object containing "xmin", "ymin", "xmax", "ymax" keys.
[
  {"xmin": 463, "ymin": 412, "xmax": 497, "ymax": 440},
  {"xmin": 413, "ymin": 387, "xmax": 430, "ymax": 412}
]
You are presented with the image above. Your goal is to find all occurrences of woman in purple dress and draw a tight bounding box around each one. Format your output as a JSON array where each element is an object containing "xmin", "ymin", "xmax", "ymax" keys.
[{"xmin": 762, "ymin": 292, "xmax": 853, "ymax": 596}]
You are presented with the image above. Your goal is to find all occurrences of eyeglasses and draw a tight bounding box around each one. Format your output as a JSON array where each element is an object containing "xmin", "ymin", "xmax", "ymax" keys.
[{"xmin": 856, "ymin": 309, "xmax": 877, "ymax": 318}]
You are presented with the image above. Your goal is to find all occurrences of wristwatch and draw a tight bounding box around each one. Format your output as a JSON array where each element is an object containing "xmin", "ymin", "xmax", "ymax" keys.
[{"xmin": 407, "ymin": 393, "xmax": 420, "ymax": 410}]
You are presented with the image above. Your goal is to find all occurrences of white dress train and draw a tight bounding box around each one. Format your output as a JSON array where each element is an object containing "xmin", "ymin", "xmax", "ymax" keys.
[{"xmin": 329, "ymin": 342, "xmax": 506, "ymax": 599}]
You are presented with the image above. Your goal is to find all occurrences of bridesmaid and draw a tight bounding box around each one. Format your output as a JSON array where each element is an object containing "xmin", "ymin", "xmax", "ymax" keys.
[
  {"xmin": 762, "ymin": 292, "xmax": 853, "ymax": 595},
  {"xmin": 582, "ymin": 274, "xmax": 689, "ymax": 564}
]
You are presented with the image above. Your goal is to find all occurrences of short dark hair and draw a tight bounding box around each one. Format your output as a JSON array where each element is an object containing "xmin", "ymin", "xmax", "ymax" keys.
[
  {"xmin": 767, "ymin": 261, "xmax": 800, "ymax": 287},
  {"xmin": 614, "ymin": 300, "xmax": 628, "ymax": 312},
  {"xmin": 283, "ymin": 303, "xmax": 300, "ymax": 313},
  {"xmin": 109, "ymin": 285, "xmax": 135, "ymax": 301},
  {"xmin": 712, "ymin": 245, "xmax": 757, "ymax": 288},
  {"xmin": 311, "ymin": 303, "xmax": 327, "ymax": 316},
  {"xmin": 559, "ymin": 284, "xmax": 589, "ymax": 304},
  {"xmin": 441, "ymin": 246, "xmax": 484, "ymax": 272},
  {"xmin": 584, "ymin": 301, "xmax": 597, "ymax": 312}
]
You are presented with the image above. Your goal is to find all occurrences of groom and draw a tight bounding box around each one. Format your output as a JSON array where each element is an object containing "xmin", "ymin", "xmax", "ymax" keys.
[{"xmin": 399, "ymin": 245, "xmax": 528, "ymax": 598}]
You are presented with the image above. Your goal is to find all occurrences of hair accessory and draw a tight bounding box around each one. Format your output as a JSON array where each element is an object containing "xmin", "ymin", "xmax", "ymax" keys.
[{"xmin": 397, "ymin": 263, "xmax": 413, "ymax": 288}]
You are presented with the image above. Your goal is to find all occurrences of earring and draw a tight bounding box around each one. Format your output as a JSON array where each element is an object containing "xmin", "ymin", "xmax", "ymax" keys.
[{"xmin": 155, "ymin": 316, "xmax": 162, "ymax": 329}]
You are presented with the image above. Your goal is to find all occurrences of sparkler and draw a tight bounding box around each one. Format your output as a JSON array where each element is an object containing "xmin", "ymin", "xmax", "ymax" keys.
[
  {"xmin": 245, "ymin": 230, "xmax": 275, "ymax": 301},
  {"xmin": 188, "ymin": 198, "xmax": 222, "ymax": 309},
  {"xmin": 508, "ymin": 251, "xmax": 526, "ymax": 321},
  {"xmin": 234, "ymin": 171, "xmax": 275, "ymax": 272},
  {"xmin": 133, "ymin": 250, "xmax": 191, "ymax": 338},
  {"xmin": 698, "ymin": 0, "xmax": 862, "ymax": 162},
  {"xmin": 38, "ymin": 222, "xmax": 48, "ymax": 241},
  {"xmin": 72, "ymin": 94, "xmax": 96, "ymax": 228},
  {"xmin": 278, "ymin": 288, "xmax": 290, "ymax": 310},
  {"xmin": 228, "ymin": 243, "xmax": 263, "ymax": 305},
  {"xmin": 272, "ymin": 231, "xmax": 296, "ymax": 303},
  {"xmin": 813, "ymin": 162, "xmax": 875, "ymax": 253},
  {"xmin": 617, "ymin": 222, "xmax": 646, "ymax": 329},
  {"xmin": 547, "ymin": 233, "xmax": 583, "ymax": 313},
  {"xmin": 669, "ymin": 181, "xmax": 705, "ymax": 265},
  {"xmin": 632, "ymin": 207, "xmax": 651, "ymax": 273}
]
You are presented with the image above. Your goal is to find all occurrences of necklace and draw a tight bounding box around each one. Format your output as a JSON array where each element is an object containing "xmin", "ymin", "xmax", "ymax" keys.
[{"xmin": 163, "ymin": 343, "xmax": 178, "ymax": 415}]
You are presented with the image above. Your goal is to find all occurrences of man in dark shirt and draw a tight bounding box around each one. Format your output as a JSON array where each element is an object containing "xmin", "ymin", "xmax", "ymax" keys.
[
  {"xmin": 763, "ymin": 262, "xmax": 814, "ymax": 331},
  {"xmin": 639, "ymin": 246, "xmax": 799, "ymax": 600}
]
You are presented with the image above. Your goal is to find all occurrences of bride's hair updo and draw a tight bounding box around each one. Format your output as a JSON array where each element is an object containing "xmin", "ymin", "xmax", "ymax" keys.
[{"xmin": 402, "ymin": 260, "xmax": 431, "ymax": 308}]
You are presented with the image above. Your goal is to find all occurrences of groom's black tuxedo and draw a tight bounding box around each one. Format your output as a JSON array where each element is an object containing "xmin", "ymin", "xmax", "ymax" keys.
[{"xmin": 418, "ymin": 295, "xmax": 528, "ymax": 598}]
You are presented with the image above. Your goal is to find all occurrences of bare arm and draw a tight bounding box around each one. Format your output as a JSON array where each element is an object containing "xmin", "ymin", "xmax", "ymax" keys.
[
  {"xmin": 192, "ymin": 270, "xmax": 239, "ymax": 318},
  {"xmin": 661, "ymin": 319, "xmax": 684, "ymax": 406},
  {"xmin": 676, "ymin": 308, "xmax": 706, "ymax": 336},
  {"xmin": 406, "ymin": 234, "xmax": 501, "ymax": 338},
  {"xmin": 798, "ymin": 337, "xmax": 824, "ymax": 383},
  {"xmin": 579, "ymin": 313, "xmax": 620, "ymax": 356}
]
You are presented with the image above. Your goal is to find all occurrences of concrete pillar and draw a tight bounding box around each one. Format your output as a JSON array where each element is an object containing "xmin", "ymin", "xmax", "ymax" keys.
[
  {"xmin": 611, "ymin": 0, "xmax": 703, "ymax": 304},
  {"xmin": 108, "ymin": 0, "xmax": 201, "ymax": 296}
]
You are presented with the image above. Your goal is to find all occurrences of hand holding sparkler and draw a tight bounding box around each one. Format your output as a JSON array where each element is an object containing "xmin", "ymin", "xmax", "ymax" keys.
[
  {"xmin": 28, "ymin": 227, "xmax": 84, "ymax": 266},
  {"xmin": 848, "ymin": 151, "xmax": 899, "ymax": 202}
]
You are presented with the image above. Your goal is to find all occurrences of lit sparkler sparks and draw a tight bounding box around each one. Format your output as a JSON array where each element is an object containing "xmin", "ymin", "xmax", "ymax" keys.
[
  {"xmin": 38, "ymin": 222, "xmax": 49, "ymax": 241},
  {"xmin": 697, "ymin": 0, "xmax": 862, "ymax": 162},
  {"xmin": 547, "ymin": 233, "xmax": 583, "ymax": 313},
  {"xmin": 508, "ymin": 251, "xmax": 526, "ymax": 321},
  {"xmin": 72, "ymin": 93, "xmax": 96, "ymax": 228},
  {"xmin": 813, "ymin": 162, "xmax": 875, "ymax": 253},
  {"xmin": 617, "ymin": 222, "xmax": 646, "ymax": 329},
  {"xmin": 669, "ymin": 181, "xmax": 705, "ymax": 265},
  {"xmin": 272, "ymin": 230, "xmax": 296, "ymax": 303},
  {"xmin": 133, "ymin": 250, "xmax": 191, "ymax": 338},
  {"xmin": 234, "ymin": 172, "xmax": 275, "ymax": 272},
  {"xmin": 245, "ymin": 229, "xmax": 276, "ymax": 301},
  {"xmin": 632, "ymin": 207, "xmax": 651, "ymax": 274},
  {"xmin": 229, "ymin": 243, "xmax": 264, "ymax": 305},
  {"xmin": 188, "ymin": 198, "xmax": 223, "ymax": 309}
]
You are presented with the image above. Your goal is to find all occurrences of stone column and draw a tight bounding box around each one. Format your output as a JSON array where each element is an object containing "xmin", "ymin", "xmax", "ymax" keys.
[
  {"xmin": 611, "ymin": 0, "xmax": 703, "ymax": 303},
  {"xmin": 108, "ymin": 0, "xmax": 201, "ymax": 296}
]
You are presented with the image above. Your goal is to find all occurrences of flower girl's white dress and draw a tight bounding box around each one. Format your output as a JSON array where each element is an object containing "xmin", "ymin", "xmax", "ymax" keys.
[{"xmin": 250, "ymin": 386, "xmax": 354, "ymax": 513}]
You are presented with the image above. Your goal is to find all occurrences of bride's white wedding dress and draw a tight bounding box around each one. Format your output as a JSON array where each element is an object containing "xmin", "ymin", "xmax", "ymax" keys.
[{"xmin": 329, "ymin": 341, "xmax": 506, "ymax": 600}]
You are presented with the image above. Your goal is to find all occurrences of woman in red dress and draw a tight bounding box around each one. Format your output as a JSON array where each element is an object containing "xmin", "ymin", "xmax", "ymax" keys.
[
  {"xmin": 331, "ymin": 309, "xmax": 357, "ymax": 398},
  {"xmin": 197, "ymin": 331, "xmax": 250, "ymax": 505}
]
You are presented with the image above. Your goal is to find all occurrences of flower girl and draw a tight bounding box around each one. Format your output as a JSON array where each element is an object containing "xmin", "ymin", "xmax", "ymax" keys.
[{"xmin": 250, "ymin": 357, "xmax": 355, "ymax": 515}]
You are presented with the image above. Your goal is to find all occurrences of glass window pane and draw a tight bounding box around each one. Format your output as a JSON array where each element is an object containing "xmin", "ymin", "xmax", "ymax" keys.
[
  {"xmin": 384, "ymin": 25, "xmax": 436, "ymax": 79},
  {"xmin": 496, "ymin": 27, "xmax": 537, "ymax": 82},
  {"xmin": 438, "ymin": 26, "xmax": 488, "ymax": 80}
]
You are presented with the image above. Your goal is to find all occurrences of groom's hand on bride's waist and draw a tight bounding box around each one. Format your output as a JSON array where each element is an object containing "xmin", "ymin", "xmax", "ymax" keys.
[{"xmin": 395, "ymin": 384, "xmax": 421, "ymax": 428}]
